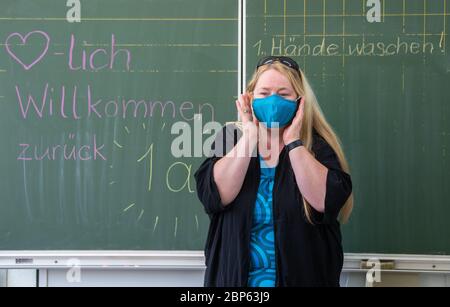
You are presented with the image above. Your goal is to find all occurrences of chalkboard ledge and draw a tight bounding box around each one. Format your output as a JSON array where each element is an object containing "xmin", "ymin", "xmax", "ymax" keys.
[
  {"xmin": 345, "ymin": 253, "xmax": 450, "ymax": 273},
  {"xmin": 1, "ymin": 252, "xmax": 450, "ymax": 273},
  {"xmin": 0, "ymin": 251, "xmax": 206, "ymax": 270}
]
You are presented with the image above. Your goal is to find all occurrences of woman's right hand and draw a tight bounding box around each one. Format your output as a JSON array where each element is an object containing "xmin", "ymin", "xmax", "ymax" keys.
[
  {"xmin": 235, "ymin": 93, "xmax": 258, "ymax": 139},
  {"xmin": 210, "ymin": 94, "xmax": 258, "ymax": 206}
]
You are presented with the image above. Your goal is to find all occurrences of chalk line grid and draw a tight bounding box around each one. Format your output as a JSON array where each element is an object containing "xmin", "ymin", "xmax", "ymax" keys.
[
  {"xmin": 1, "ymin": 1, "xmax": 448, "ymax": 74},
  {"xmin": 268, "ymin": 0, "xmax": 449, "ymax": 94}
]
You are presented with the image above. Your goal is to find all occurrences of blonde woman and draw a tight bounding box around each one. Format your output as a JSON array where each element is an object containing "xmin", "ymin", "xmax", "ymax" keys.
[{"xmin": 194, "ymin": 56, "xmax": 353, "ymax": 287}]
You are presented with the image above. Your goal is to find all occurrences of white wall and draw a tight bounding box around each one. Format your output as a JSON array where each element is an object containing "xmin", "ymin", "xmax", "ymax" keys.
[
  {"xmin": 43, "ymin": 268, "xmax": 205, "ymax": 287},
  {"xmin": 0, "ymin": 270, "xmax": 6, "ymax": 287},
  {"xmin": 0, "ymin": 269, "xmax": 36, "ymax": 287},
  {"xmin": 341, "ymin": 272, "xmax": 450, "ymax": 287}
]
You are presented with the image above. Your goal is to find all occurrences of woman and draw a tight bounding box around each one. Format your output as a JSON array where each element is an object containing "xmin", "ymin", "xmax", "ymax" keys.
[{"xmin": 194, "ymin": 56, "xmax": 353, "ymax": 287}]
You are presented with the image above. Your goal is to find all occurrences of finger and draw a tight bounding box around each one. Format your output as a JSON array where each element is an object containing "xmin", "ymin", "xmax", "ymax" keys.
[
  {"xmin": 235, "ymin": 99, "xmax": 241, "ymax": 111},
  {"xmin": 237, "ymin": 99, "xmax": 251, "ymax": 123},
  {"xmin": 237, "ymin": 94, "xmax": 245, "ymax": 109},
  {"xmin": 300, "ymin": 97, "xmax": 305, "ymax": 117},
  {"xmin": 239, "ymin": 94, "xmax": 249, "ymax": 110},
  {"xmin": 244, "ymin": 92, "xmax": 252, "ymax": 104},
  {"xmin": 292, "ymin": 97, "xmax": 305, "ymax": 124},
  {"xmin": 244, "ymin": 93, "xmax": 254, "ymax": 110},
  {"xmin": 235, "ymin": 100, "xmax": 244, "ymax": 120},
  {"xmin": 239, "ymin": 95, "xmax": 252, "ymax": 120}
]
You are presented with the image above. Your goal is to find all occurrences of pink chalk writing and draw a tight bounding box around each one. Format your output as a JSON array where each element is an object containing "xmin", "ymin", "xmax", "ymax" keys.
[
  {"xmin": 4, "ymin": 30, "xmax": 131, "ymax": 72},
  {"xmin": 14, "ymin": 83, "xmax": 215, "ymax": 121},
  {"xmin": 5, "ymin": 31, "xmax": 50, "ymax": 70},
  {"xmin": 17, "ymin": 134, "xmax": 107, "ymax": 161},
  {"xmin": 68, "ymin": 34, "xmax": 131, "ymax": 71}
]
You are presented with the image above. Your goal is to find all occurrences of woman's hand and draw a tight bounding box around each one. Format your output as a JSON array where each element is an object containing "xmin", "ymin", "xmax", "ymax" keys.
[
  {"xmin": 236, "ymin": 93, "xmax": 258, "ymax": 139},
  {"xmin": 283, "ymin": 97, "xmax": 305, "ymax": 145},
  {"xmin": 210, "ymin": 93, "xmax": 259, "ymax": 207}
]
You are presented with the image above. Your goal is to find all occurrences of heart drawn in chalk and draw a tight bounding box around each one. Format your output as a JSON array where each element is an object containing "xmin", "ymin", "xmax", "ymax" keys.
[{"xmin": 5, "ymin": 31, "xmax": 50, "ymax": 70}]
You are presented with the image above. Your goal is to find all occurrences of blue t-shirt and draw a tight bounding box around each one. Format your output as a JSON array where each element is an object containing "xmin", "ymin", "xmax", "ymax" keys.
[{"xmin": 248, "ymin": 155, "xmax": 277, "ymax": 287}]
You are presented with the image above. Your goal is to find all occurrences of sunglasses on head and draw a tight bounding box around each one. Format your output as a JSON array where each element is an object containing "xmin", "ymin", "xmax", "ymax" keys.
[{"xmin": 256, "ymin": 56, "xmax": 301, "ymax": 74}]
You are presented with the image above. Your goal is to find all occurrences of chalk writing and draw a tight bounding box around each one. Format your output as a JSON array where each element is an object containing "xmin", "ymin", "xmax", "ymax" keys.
[
  {"xmin": 5, "ymin": 31, "xmax": 50, "ymax": 70},
  {"xmin": 17, "ymin": 134, "xmax": 106, "ymax": 161},
  {"xmin": 15, "ymin": 84, "xmax": 214, "ymax": 121},
  {"xmin": 253, "ymin": 36, "xmax": 442, "ymax": 58}
]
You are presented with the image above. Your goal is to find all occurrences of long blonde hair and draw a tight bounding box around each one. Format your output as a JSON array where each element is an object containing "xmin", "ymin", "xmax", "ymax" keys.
[{"xmin": 242, "ymin": 62, "xmax": 353, "ymax": 224}]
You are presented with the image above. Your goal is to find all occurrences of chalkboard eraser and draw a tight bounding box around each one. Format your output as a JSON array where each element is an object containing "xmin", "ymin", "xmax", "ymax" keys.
[{"xmin": 360, "ymin": 259, "xmax": 396, "ymax": 270}]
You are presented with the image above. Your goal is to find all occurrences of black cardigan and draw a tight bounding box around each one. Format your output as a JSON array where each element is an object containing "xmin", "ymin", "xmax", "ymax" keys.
[{"xmin": 194, "ymin": 124, "xmax": 352, "ymax": 287}]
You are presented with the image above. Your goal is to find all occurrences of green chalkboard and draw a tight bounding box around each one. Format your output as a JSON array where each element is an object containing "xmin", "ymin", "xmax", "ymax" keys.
[
  {"xmin": 0, "ymin": 0, "xmax": 238, "ymax": 250},
  {"xmin": 246, "ymin": 0, "xmax": 450, "ymax": 254},
  {"xmin": 1, "ymin": 0, "xmax": 449, "ymax": 255}
]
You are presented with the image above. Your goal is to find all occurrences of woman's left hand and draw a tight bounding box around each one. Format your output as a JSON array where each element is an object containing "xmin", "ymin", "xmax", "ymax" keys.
[{"xmin": 283, "ymin": 97, "xmax": 305, "ymax": 145}]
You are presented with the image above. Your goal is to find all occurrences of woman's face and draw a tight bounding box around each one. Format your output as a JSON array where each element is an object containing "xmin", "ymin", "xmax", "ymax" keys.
[{"xmin": 252, "ymin": 69, "xmax": 298, "ymax": 101}]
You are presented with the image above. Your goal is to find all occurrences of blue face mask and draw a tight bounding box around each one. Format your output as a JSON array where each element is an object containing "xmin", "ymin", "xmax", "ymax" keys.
[{"xmin": 252, "ymin": 94, "xmax": 300, "ymax": 128}]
